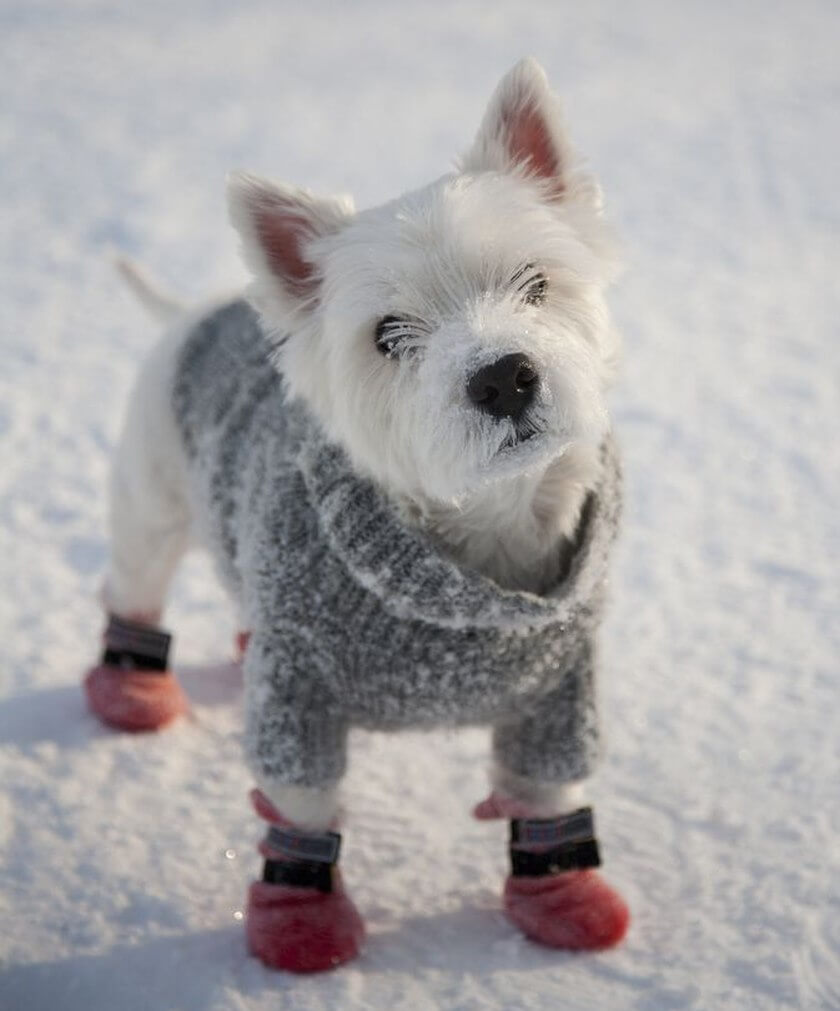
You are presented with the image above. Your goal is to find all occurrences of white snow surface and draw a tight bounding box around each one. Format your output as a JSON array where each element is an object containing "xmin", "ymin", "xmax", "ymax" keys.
[{"xmin": 2, "ymin": 2, "xmax": 839, "ymax": 1008}]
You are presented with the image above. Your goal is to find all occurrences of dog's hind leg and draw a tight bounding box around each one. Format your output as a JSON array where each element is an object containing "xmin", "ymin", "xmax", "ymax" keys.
[{"xmin": 84, "ymin": 331, "xmax": 192, "ymax": 731}]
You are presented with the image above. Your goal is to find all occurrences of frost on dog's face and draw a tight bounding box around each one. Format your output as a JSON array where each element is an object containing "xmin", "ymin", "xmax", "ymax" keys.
[{"xmin": 228, "ymin": 58, "xmax": 620, "ymax": 503}]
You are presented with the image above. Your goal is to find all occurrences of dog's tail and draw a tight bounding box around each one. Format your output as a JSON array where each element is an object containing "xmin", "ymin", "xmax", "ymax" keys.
[{"xmin": 114, "ymin": 256, "xmax": 185, "ymax": 324}]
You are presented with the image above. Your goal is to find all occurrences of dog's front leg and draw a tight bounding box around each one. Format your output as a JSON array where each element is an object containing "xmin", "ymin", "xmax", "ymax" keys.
[
  {"xmin": 478, "ymin": 667, "xmax": 630, "ymax": 951},
  {"xmin": 474, "ymin": 766, "xmax": 590, "ymax": 821},
  {"xmin": 241, "ymin": 631, "xmax": 364, "ymax": 972}
]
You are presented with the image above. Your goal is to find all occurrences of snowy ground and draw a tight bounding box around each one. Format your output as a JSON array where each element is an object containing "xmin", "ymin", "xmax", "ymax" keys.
[{"xmin": 2, "ymin": 1, "xmax": 839, "ymax": 1008}]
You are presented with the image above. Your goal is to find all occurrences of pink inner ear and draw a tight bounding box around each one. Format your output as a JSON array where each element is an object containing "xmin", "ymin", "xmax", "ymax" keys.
[
  {"xmin": 504, "ymin": 101, "xmax": 563, "ymax": 192},
  {"xmin": 255, "ymin": 207, "xmax": 315, "ymax": 293}
]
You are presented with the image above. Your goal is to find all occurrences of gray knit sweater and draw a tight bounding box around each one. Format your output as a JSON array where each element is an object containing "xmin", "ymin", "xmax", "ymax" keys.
[{"xmin": 173, "ymin": 300, "xmax": 621, "ymax": 790}]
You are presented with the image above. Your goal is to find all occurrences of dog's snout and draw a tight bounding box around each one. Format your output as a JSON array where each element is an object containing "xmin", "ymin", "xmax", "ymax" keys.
[{"xmin": 466, "ymin": 353, "xmax": 538, "ymax": 420}]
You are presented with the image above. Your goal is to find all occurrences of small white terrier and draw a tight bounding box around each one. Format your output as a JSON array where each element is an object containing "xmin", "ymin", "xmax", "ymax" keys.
[{"xmin": 85, "ymin": 58, "xmax": 629, "ymax": 971}]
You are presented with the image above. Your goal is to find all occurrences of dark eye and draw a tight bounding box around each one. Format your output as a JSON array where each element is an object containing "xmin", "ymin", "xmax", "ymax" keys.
[
  {"xmin": 524, "ymin": 273, "xmax": 547, "ymax": 305},
  {"xmin": 511, "ymin": 263, "xmax": 548, "ymax": 306},
  {"xmin": 374, "ymin": 315, "xmax": 421, "ymax": 358}
]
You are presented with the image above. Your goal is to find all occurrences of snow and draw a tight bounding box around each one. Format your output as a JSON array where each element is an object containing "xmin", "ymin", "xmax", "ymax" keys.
[{"xmin": 2, "ymin": 1, "xmax": 839, "ymax": 1007}]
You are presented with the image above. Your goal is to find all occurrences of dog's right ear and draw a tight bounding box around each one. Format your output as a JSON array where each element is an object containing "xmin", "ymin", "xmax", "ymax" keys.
[{"xmin": 227, "ymin": 172, "xmax": 354, "ymax": 315}]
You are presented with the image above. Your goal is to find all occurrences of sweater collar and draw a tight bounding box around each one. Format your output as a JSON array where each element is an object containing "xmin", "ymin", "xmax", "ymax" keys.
[{"xmin": 296, "ymin": 416, "xmax": 621, "ymax": 632}]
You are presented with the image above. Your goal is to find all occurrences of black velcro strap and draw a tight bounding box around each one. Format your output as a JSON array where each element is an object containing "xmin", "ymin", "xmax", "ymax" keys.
[
  {"xmin": 265, "ymin": 825, "xmax": 341, "ymax": 864},
  {"xmin": 510, "ymin": 807, "xmax": 596, "ymax": 847},
  {"xmin": 510, "ymin": 807, "xmax": 602, "ymax": 877},
  {"xmin": 102, "ymin": 614, "xmax": 171, "ymax": 672},
  {"xmin": 263, "ymin": 858, "xmax": 335, "ymax": 893},
  {"xmin": 260, "ymin": 827, "xmax": 342, "ymax": 894},
  {"xmin": 510, "ymin": 837, "xmax": 601, "ymax": 876}
]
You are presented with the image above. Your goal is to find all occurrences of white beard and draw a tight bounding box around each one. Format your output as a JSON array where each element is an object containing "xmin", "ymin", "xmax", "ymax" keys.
[{"xmin": 398, "ymin": 442, "xmax": 602, "ymax": 594}]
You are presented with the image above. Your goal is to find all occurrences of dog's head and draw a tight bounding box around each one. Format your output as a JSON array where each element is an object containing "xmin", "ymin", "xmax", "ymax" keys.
[{"xmin": 229, "ymin": 58, "xmax": 620, "ymax": 503}]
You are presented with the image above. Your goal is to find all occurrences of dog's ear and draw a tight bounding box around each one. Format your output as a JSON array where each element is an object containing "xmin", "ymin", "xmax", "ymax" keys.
[
  {"xmin": 227, "ymin": 172, "xmax": 354, "ymax": 311},
  {"xmin": 461, "ymin": 58, "xmax": 575, "ymax": 201}
]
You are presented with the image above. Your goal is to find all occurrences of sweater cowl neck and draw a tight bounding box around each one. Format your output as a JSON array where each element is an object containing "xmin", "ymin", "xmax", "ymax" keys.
[{"xmin": 296, "ymin": 419, "xmax": 621, "ymax": 634}]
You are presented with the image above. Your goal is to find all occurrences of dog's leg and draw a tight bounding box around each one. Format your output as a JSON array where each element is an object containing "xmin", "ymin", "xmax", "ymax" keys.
[
  {"xmin": 240, "ymin": 630, "xmax": 364, "ymax": 972},
  {"xmin": 478, "ymin": 663, "xmax": 630, "ymax": 950},
  {"xmin": 474, "ymin": 765, "xmax": 590, "ymax": 820},
  {"xmin": 84, "ymin": 333, "xmax": 191, "ymax": 731},
  {"xmin": 245, "ymin": 786, "xmax": 364, "ymax": 973}
]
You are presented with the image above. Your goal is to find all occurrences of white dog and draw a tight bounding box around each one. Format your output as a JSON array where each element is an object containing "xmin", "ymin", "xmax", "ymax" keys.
[{"xmin": 85, "ymin": 58, "xmax": 629, "ymax": 971}]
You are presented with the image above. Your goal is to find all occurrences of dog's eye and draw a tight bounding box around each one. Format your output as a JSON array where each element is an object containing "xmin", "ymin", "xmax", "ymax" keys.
[
  {"xmin": 374, "ymin": 315, "xmax": 421, "ymax": 359},
  {"xmin": 524, "ymin": 273, "xmax": 547, "ymax": 306},
  {"xmin": 511, "ymin": 264, "xmax": 548, "ymax": 306}
]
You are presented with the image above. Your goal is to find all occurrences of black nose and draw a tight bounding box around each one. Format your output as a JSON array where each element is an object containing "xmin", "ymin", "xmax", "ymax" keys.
[{"xmin": 466, "ymin": 353, "xmax": 539, "ymax": 420}]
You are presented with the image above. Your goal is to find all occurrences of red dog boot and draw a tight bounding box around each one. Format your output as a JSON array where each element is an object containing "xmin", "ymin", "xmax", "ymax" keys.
[
  {"xmin": 245, "ymin": 789, "xmax": 365, "ymax": 973},
  {"xmin": 234, "ymin": 629, "xmax": 252, "ymax": 663},
  {"xmin": 504, "ymin": 808, "xmax": 629, "ymax": 951},
  {"xmin": 84, "ymin": 615, "xmax": 187, "ymax": 732}
]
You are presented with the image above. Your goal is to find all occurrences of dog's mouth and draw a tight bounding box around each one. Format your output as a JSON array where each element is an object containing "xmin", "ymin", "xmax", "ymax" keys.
[{"xmin": 499, "ymin": 426, "xmax": 542, "ymax": 453}]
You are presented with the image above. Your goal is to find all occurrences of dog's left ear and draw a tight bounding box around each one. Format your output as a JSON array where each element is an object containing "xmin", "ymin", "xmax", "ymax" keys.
[
  {"xmin": 461, "ymin": 58, "xmax": 578, "ymax": 203},
  {"xmin": 227, "ymin": 172, "xmax": 355, "ymax": 317}
]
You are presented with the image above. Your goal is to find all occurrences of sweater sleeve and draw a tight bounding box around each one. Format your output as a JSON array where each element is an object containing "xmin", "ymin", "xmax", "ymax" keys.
[
  {"xmin": 242, "ymin": 626, "xmax": 349, "ymax": 789},
  {"xmin": 491, "ymin": 636, "xmax": 601, "ymax": 785}
]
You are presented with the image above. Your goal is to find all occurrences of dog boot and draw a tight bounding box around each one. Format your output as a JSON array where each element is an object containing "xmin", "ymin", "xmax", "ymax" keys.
[
  {"xmin": 84, "ymin": 614, "xmax": 187, "ymax": 732},
  {"xmin": 235, "ymin": 629, "xmax": 251, "ymax": 662},
  {"xmin": 246, "ymin": 788, "xmax": 365, "ymax": 973},
  {"xmin": 503, "ymin": 808, "xmax": 629, "ymax": 950}
]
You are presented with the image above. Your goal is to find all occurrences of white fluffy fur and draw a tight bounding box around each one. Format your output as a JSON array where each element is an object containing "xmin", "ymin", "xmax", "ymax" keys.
[
  {"xmin": 256, "ymin": 778, "xmax": 340, "ymax": 831},
  {"xmin": 102, "ymin": 312, "xmax": 193, "ymax": 622},
  {"xmin": 491, "ymin": 766, "xmax": 589, "ymax": 817}
]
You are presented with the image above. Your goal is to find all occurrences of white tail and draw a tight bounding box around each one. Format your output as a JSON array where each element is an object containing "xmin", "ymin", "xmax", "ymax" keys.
[{"xmin": 114, "ymin": 256, "xmax": 184, "ymax": 324}]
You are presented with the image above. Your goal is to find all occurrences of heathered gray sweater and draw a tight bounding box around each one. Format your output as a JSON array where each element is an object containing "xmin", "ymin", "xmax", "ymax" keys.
[{"xmin": 172, "ymin": 300, "xmax": 621, "ymax": 790}]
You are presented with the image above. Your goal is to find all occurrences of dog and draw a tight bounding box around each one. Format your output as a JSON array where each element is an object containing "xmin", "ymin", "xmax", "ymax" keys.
[{"xmin": 84, "ymin": 58, "xmax": 629, "ymax": 971}]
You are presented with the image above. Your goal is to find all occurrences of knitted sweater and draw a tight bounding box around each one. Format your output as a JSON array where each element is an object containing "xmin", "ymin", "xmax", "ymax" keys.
[{"xmin": 172, "ymin": 300, "xmax": 622, "ymax": 789}]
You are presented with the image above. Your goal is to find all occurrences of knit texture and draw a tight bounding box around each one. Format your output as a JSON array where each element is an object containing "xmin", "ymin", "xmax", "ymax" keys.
[{"xmin": 172, "ymin": 300, "xmax": 622, "ymax": 789}]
